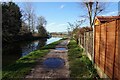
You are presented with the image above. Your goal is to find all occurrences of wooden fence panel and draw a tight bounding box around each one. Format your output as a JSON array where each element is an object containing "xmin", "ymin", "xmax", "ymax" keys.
[
  {"xmin": 79, "ymin": 19, "xmax": 119, "ymax": 79},
  {"xmin": 99, "ymin": 24, "xmax": 106, "ymax": 72},
  {"xmin": 105, "ymin": 21, "xmax": 116, "ymax": 78},
  {"xmin": 117, "ymin": 19, "xmax": 120, "ymax": 79},
  {"xmin": 81, "ymin": 36, "xmax": 84, "ymax": 47},
  {"xmin": 94, "ymin": 19, "xmax": 120, "ymax": 79},
  {"xmin": 88, "ymin": 32, "xmax": 93, "ymax": 56},
  {"xmin": 113, "ymin": 19, "xmax": 119, "ymax": 79},
  {"xmin": 84, "ymin": 32, "xmax": 86, "ymax": 50},
  {"xmin": 86, "ymin": 32, "xmax": 89, "ymax": 53},
  {"xmin": 95, "ymin": 25, "xmax": 100, "ymax": 66}
]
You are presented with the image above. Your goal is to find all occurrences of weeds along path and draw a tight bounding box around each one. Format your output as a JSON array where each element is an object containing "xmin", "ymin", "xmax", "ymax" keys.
[
  {"xmin": 25, "ymin": 39, "xmax": 70, "ymax": 78},
  {"xmin": 68, "ymin": 39, "xmax": 99, "ymax": 79}
]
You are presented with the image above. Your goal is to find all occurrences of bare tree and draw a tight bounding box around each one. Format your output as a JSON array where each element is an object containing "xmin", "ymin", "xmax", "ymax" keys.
[
  {"xmin": 31, "ymin": 12, "xmax": 36, "ymax": 33},
  {"xmin": 37, "ymin": 16, "xmax": 47, "ymax": 27},
  {"xmin": 67, "ymin": 19, "xmax": 85, "ymax": 31},
  {"xmin": 81, "ymin": 1, "xmax": 105, "ymax": 28},
  {"xmin": 37, "ymin": 16, "xmax": 47, "ymax": 37},
  {"xmin": 22, "ymin": 2, "xmax": 36, "ymax": 32},
  {"xmin": 67, "ymin": 19, "xmax": 85, "ymax": 38}
]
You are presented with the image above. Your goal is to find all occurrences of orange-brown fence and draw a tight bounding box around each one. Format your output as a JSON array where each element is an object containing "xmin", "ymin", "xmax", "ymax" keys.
[{"xmin": 94, "ymin": 19, "xmax": 120, "ymax": 79}]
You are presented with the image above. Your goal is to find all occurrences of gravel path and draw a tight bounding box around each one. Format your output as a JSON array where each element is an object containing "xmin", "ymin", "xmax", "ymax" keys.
[{"xmin": 25, "ymin": 39, "xmax": 70, "ymax": 79}]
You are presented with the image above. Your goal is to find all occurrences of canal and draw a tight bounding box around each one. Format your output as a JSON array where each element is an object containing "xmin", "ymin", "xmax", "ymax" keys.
[{"xmin": 2, "ymin": 37, "xmax": 62, "ymax": 68}]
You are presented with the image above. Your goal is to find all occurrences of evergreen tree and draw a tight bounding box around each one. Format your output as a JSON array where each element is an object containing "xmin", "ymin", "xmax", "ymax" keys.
[{"xmin": 2, "ymin": 2, "xmax": 22, "ymax": 42}]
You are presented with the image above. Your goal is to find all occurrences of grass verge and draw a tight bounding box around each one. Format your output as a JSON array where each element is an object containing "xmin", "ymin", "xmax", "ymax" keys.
[
  {"xmin": 41, "ymin": 38, "xmax": 68, "ymax": 49},
  {"xmin": 2, "ymin": 38, "xmax": 64, "ymax": 79},
  {"xmin": 68, "ymin": 39, "xmax": 99, "ymax": 79}
]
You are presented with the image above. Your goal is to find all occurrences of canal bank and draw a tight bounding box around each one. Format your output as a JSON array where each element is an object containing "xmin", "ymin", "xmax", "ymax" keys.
[
  {"xmin": 2, "ymin": 38, "xmax": 66, "ymax": 79},
  {"xmin": 2, "ymin": 38, "xmax": 99, "ymax": 79},
  {"xmin": 3, "ymin": 37, "xmax": 62, "ymax": 68}
]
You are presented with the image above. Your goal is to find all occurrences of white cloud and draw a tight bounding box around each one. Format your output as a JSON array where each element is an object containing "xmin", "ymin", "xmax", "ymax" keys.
[
  {"xmin": 46, "ymin": 23, "xmax": 68, "ymax": 32},
  {"xmin": 47, "ymin": 22, "xmax": 56, "ymax": 27},
  {"xmin": 57, "ymin": 24, "xmax": 67, "ymax": 27},
  {"xmin": 60, "ymin": 5, "xmax": 65, "ymax": 9},
  {"xmin": 102, "ymin": 11, "xmax": 118, "ymax": 16},
  {"xmin": 47, "ymin": 23, "xmax": 67, "ymax": 27}
]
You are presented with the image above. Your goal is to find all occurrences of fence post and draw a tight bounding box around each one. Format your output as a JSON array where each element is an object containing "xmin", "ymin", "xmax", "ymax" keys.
[
  {"xmin": 93, "ymin": 25, "xmax": 96, "ymax": 64},
  {"xmin": 84, "ymin": 32, "xmax": 85, "ymax": 48},
  {"xmin": 84, "ymin": 32, "xmax": 86, "ymax": 54},
  {"xmin": 78, "ymin": 34, "xmax": 80, "ymax": 46}
]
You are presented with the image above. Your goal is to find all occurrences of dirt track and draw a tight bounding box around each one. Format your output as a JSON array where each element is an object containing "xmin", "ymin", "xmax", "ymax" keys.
[{"xmin": 25, "ymin": 39, "xmax": 70, "ymax": 78}]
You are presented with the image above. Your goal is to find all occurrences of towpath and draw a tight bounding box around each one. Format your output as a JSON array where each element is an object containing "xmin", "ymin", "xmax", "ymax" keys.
[{"xmin": 25, "ymin": 39, "xmax": 70, "ymax": 78}]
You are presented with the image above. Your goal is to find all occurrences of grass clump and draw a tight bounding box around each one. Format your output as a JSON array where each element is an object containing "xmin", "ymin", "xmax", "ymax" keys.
[
  {"xmin": 2, "ymin": 38, "xmax": 64, "ymax": 79},
  {"xmin": 68, "ymin": 39, "xmax": 99, "ymax": 79}
]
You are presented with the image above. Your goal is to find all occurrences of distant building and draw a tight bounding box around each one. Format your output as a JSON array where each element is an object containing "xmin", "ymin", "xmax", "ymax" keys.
[{"xmin": 95, "ymin": 16, "xmax": 120, "ymax": 26}]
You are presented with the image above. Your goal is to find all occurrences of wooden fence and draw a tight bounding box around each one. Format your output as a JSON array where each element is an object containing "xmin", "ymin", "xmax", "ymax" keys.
[
  {"xmin": 78, "ymin": 19, "xmax": 120, "ymax": 79},
  {"xmin": 94, "ymin": 19, "xmax": 120, "ymax": 79},
  {"xmin": 78, "ymin": 31, "xmax": 93, "ymax": 60}
]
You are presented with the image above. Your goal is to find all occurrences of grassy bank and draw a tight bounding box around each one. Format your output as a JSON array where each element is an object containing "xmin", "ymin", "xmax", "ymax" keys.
[
  {"xmin": 2, "ymin": 38, "xmax": 64, "ymax": 79},
  {"xmin": 68, "ymin": 39, "xmax": 99, "ymax": 79},
  {"xmin": 41, "ymin": 38, "xmax": 68, "ymax": 49}
]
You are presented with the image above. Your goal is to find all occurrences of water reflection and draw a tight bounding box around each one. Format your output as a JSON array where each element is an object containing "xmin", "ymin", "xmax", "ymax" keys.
[
  {"xmin": 43, "ymin": 58, "xmax": 65, "ymax": 69},
  {"xmin": 2, "ymin": 37, "xmax": 61, "ymax": 68},
  {"xmin": 37, "ymin": 38, "xmax": 47, "ymax": 49}
]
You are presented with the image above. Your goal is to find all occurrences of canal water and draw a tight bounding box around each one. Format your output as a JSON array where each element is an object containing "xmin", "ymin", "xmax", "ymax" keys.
[{"xmin": 2, "ymin": 37, "xmax": 62, "ymax": 68}]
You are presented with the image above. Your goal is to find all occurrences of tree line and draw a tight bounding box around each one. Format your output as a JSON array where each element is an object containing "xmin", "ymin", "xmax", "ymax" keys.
[{"xmin": 2, "ymin": 2, "xmax": 48, "ymax": 43}]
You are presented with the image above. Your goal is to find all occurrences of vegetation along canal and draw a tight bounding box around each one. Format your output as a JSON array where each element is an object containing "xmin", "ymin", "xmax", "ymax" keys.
[{"xmin": 2, "ymin": 37, "xmax": 62, "ymax": 68}]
